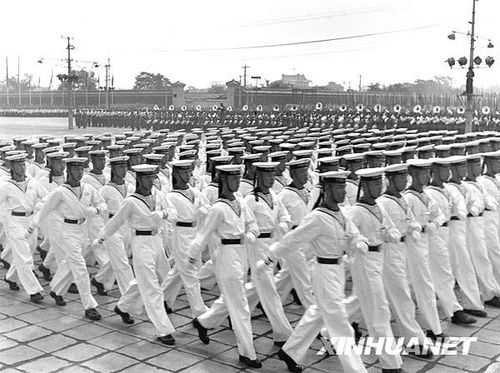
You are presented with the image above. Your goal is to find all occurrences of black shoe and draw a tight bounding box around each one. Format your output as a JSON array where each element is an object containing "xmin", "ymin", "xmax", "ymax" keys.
[
  {"xmin": 485, "ymin": 296, "xmax": 500, "ymax": 308},
  {"xmin": 451, "ymin": 310, "xmax": 477, "ymax": 325},
  {"xmin": 38, "ymin": 263, "xmax": 52, "ymax": 281},
  {"xmin": 227, "ymin": 316, "xmax": 233, "ymax": 330},
  {"xmin": 30, "ymin": 292, "xmax": 44, "ymax": 304},
  {"xmin": 1, "ymin": 259, "xmax": 11, "ymax": 269},
  {"xmin": 463, "ymin": 308, "xmax": 488, "ymax": 317},
  {"xmin": 274, "ymin": 340, "xmax": 286, "ymax": 348},
  {"xmin": 157, "ymin": 334, "xmax": 176, "ymax": 345},
  {"xmin": 91, "ymin": 278, "xmax": 107, "ymax": 296},
  {"xmin": 114, "ymin": 306, "xmax": 134, "ymax": 324},
  {"xmin": 426, "ymin": 330, "xmax": 444, "ymax": 343},
  {"xmin": 239, "ymin": 355, "xmax": 262, "ymax": 369},
  {"xmin": 290, "ymin": 288, "xmax": 302, "ymax": 306},
  {"xmin": 406, "ymin": 344, "xmax": 434, "ymax": 359},
  {"xmin": 277, "ymin": 349, "xmax": 303, "ymax": 373},
  {"xmin": 85, "ymin": 308, "xmax": 102, "ymax": 321},
  {"xmin": 68, "ymin": 283, "xmax": 79, "ymax": 294},
  {"xmin": 4, "ymin": 277, "xmax": 19, "ymax": 291},
  {"xmin": 37, "ymin": 246, "xmax": 47, "ymax": 261},
  {"xmin": 351, "ymin": 322, "xmax": 362, "ymax": 343},
  {"xmin": 382, "ymin": 369, "xmax": 402, "ymax": 373},
  {"xmin": 192, "ymin": 318, "xmax": 210, "ymax": 344},
  {"xmin": 164, "ymin": 301, "xmax": 173, "ymax": 314},
  {"xmin": 50, "ymin": 291, "xmax": 66, "ymax": 306}
]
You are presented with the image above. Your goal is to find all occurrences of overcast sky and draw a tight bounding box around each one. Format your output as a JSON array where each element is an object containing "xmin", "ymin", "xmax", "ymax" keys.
[{"xmin": 1, "ymin": 0, "xmax": 499, "ymax": 90}]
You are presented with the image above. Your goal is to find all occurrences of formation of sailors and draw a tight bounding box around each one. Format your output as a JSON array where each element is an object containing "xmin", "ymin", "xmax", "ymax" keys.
[{"xmin": 1, "ymin": 124, "xmax": 500, "ymax": 373}]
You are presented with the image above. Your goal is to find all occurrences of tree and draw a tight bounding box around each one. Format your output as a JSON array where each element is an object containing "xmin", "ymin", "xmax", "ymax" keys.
[
  {"xmin": 208, "ymin": 82, "xmax": 226, "ymax": 94},
  {"xmin": 367, "ymin": 83, "xmax": 383, "ymax": 92},
  {"xmin": 133, "ymin": 72, "xmax": 171, "ymax": 90},
  {"xmin": 0, "ymin": 74, "xmax": 33, "ymax": 91},
  {"xmin": 267, "ymin": 80, "xmax": 292, "ymax": 89},
  {"xmin": 56, "ymin": 69, "xmax": 98, "ymax": 91}
]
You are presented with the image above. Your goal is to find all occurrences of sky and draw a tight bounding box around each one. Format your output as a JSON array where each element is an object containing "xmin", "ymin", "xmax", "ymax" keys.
[{"xmin": 1, "ymin": 0, "xmax": 499, "ymax": 90}]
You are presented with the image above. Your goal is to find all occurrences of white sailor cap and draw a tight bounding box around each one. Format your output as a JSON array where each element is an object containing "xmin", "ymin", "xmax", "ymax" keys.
[
  {"xmin": 32, "ymin": 143, "xmax": 49, "ymax": 150},
  {"xmin": 466, "ymin": 154, "xmax": 483, "ymax": 162},
  {"xmin": 171, "ymin": 160, "xmax": 194, "ymax": 169},
  {"xmin": 178, "ymin": 150, "xmax": 197, "ymax": 160},
  {"xmin": 384, "ymin": 163, "xmax": 408, "ymax": 174},
  {"xmin": 109, "ymin": 156, "xmax": 129, "ymax": 165},
  {"xmin": 215, "ymin": 164, "xmax": 243, "ymax": 175},
  {"xmin": 447, "ymin": 155, "xmax": 468, "ymax": 165},
  {"xmin": 63, "ymin": 157, "xmax": 88, "ymax": 166},
  {"xmin": 318, "ymin": 170, "xmax": 350, "ymax": 181},
  {"xmin": 293, "ymin": 150, "xmax": 314, "ymax": 159},
  {"xmin": 227, "ymin": 147, "xmax": 245, "ymax": 154},
  {"xmin": 89, "ymin": 150, "xmax": 107, "ymax": 157},
  {"xmin": 268, "ymin": 151, "xmax": 288, "ymax": 160},
  {"xmin": 241, "ymin": 153, "xmax": 262, "ymax": 162},
  {"xmin": 341, "ymin": 153, "xmax": 365, "ymax": 162},
  {"xmin": 254, "ymin": 162, "xmax": 280, "ymax": 171},
  {"xmin": 75, "ymin": 146, "xmax": 92, "ymax": 153},
  {"xmin": 406, "ymin": 159, "xmax": 433, "ymax": 168},
  {"xmin": 5, "ymin": 153, "xmax": 27, "ymax": 162},
  {"xmin": 434, "ymin": 145, "xmax": 451, "ymax": 151},
  {"xmin": 287, "ymin": 158, "xmax": 310, "ymax": 169},
  {"xmin": 364, "ymin": 150, "xmax": 385, "ymax": 158},
  {"xmin": 482, "ymin": 151, "xmax": 500, "ymax": 160},
  {"xmin": 317, "ymin": 156, "xmax": 340, "ymax": 165},
  {"xmin": 253, "ymin": 145, "xmax": 271, "ymax": 152},
  {"xmin": 355, "ymin": 167, "xmax": 385, "ymax": 179},
  {"xmin": 46, "ymin": 151, "xmax": 69, "ymax": 159},
  {"xmin": 431, "ymin": 157, "xmax": 452, "ymax": 166},
  {"xmin": 279, "ymin": 143, "xmax": 298, "ymax": 150},
  {"xmin": 132, "ymin": 164, "xmax": 159, "ymax": 174},
  {"xmin": 211, "ymin": 155, "xmax": 234, "ymax": 164},
  {"xmin": 143, "ymin": 153, "xmax": 165, "ymax": 161}
]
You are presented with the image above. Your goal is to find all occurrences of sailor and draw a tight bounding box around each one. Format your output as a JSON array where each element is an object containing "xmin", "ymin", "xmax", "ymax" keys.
[
  {"xmin": 188, "ymin": 164, "xmax": 262, "ymax": 368},
  {"xmin": 445, "ymin": 156, "xmax": 487, "ymax": 317},
  {"xmin": 462, "ymin": 154, "xmax": 500, "ymax": 307},
  {"xmin": 27, "ymin": 143, "xmax": 48, "ymax": 179},
  {"xmin": 30, "ymin": 157, "xmax": 103, "ymax": 320},
  {"xmin": 341, "ymin": 153, "xmax": 364, "ymax": 206},
  {"xmin": 0, "ymin": 153, "xmax": 46, "ymax": 303},
  {"xmin": 95, "ymin": 164, "xmax": 179, "ymax": 345},
  {"xmin": 425, "ymin": 158, "xmax": 477, "ymax": 324},
  {"xmin": 269, "ymin": 151, "xmax": 291, "ymax": 194},
  {"xmin": 271, "ymin": 170, "xmax": 368, "ymax": 373},
  {"xmin": 162, "ymin": 159, "xmax": 211, "ymax": 317},
  {"xmin": 238, "ymin": 154, "xmax": 262, "ymax": 197},
  {"xmin": 403, "ymin": 159, "xmax": 446, "ymax": 340},
  {"xmin": 347, "ymin": 167, "xmax": 403, "ymax": 373}
]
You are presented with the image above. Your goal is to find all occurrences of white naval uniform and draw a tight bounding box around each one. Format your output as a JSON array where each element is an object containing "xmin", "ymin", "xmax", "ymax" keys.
[
  {"xmin": 0, "ymin": 177, "xmax": 46, "ymax": 295},
  {"xmin": 271, "ymin": 207, "xmax": 368, "ymax": 373},
  {"xmin": 444, "ymin": 182, "xmax": 484, "ymax": 310},
  {"xmin": 275, "ymin": 186, "xmax": 315, "ymax": 308},
  {"xmin": 403, "ymin": 189, "xmax": 444, "ymax": 335},
  {"xmin": 81, "ymin": 172, "xmax": 115, "ymax": 287},
  {"xmin": 272, "ymin": 174, "xmax": 290, "ymax": 195},
  {"xmin": 477, "ymin": 174, "xmax": 500, "ymax": 286},
  {"xmin": 162, "ymin": 187, "xmax": 211, "ymax": 317},
  {"xmin": 462, "ymin": 180, "xmax": 500, "ymax": 301},
  {"xmin": 348, "ymin": 202, "xmax": 403, "ymax": 370},
  {"xmin": 238, "ymin": 178, "xmax": 254, "ymax": 197},
  {"xmin": 98, "ymin": 182, "xmax": 135, "ymax": 294},
  {"xmin": 100, "ymin": 192, "xmax": 178, "ymax": 337},
  {"xmin": 377, "ymin": 194, "xmax": 428, "ymax": 345},
  {"xmin": 27, "ymin": 161, "xmax": 46, "ymax": 180},
  {"xmin": 424, "ymin": 186, "xmax": 464, "ymax": 317},
  {"xmin": 34, "ymin": 183, "xmax": 105, "ymax": 310},
  {"xmin": 189, "ymin": 197, "xmax": 260, "ymax": 360},
  {"xmin": 344, "ymin": 179, "xmax": 359, "ymax": 207},
  {"xmin": 157, "ymin": 167, "xmax": 172, "ymax": 193}
]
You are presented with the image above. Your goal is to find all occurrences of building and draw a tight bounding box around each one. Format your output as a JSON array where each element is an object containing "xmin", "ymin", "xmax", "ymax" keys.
[{"xmin": 280, "ymin": 74, "xmax": 311, "ymax": 89}]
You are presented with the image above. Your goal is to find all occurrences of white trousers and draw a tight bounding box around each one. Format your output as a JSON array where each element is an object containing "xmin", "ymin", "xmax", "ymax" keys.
[
  {"xmin": 383, "ymin": 241, "xmax": 427, "ymax": 344},
  {"xmin": 118, "ymin": 234, "xmax": 175, "ymax": 337},
  {"xmin": 428, "ymin": 227, "xmax": 462, "ymax": 317},
  {"xmin": 484, "ymin": 211, "xmax": 500, "ymax": 287},
  {"xmin": 50, "ymin": 223, "xmax": 98, "ymax": 310},
  {"xmin": 101, "ymin": 231, "xmax": 135, "ymax": 294},
  {"xmin": 4, "ymin": 216, "xmax": 43, "ymax": 295},
  {"xmin": 406, "ymin": 232, "xmax": 442, "ymax": 334},
  {"xmin": 448, "ymin": 220, "xmax": 484, "ymax": 310},
  {"xmin": 199, "ymin": 243, "xmax": 256, "ymax": 360},
  {"xmin": 162, "ymin": 226, "xmax": 208, "ymax": 318},
  {"xmin": 284, "ymin": 261, "xmax": 367, "ymax": 373},
  {"xmin": 351, "ymin": 250, "xmax": 402, "ymax": 370},
  {"xmin": 466, "ymin": 216, "xmax": 500, "ymax": 301}
]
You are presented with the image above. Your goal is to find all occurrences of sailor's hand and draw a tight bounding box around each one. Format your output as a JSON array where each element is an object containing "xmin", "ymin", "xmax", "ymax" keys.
[
  {"xmin": 92, "ymin": 237, "xmax": 104, "ymax": 247},
  {"xmin": 355, "ymin": 241, "xmax": 369, "ymax": 255},
  {"xmin": 244, "ymin": 232, "xmax": 257, "ymax": 244},
  {"xmin": 410, "ymin": 229, "xmax": 422, "ymax": 241},
  {"xmin": 24, "ymin": 226, "xmax": 34, "ymax": 239}
]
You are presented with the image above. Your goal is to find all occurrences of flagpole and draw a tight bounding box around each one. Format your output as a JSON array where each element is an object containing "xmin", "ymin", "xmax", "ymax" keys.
[
  {"xmin": 5, "ymin": 56, "xmax": 9, "ymax": 106},
  {"xmin": 17, "ymin": 55, "xmax": 21, "ymax": 106}
]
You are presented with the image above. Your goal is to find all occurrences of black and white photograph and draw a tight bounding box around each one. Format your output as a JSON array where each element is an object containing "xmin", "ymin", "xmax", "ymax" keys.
[{"xmin": 1, "ymin": 1, "xmax": 500, "ymax": 372}]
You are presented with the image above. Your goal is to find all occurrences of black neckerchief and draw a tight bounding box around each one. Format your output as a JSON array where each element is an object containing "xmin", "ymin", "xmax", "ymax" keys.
[
  {"xmin": 63, "ymin": 183, "xmax": 83, "ymax": 200},
  {"xmin": 382, "ymin": 193, "xmax": 410, "ymax": 214},
  {"xmin": 315, "ymin": 207, "xmax": 346, "ymax": 230},
  {"xmin": 404, "ymin": 189, "xmax": 429, "ymax": 208},
  {"xmin": 130, "ymin": 193, "xmax": 155, "ymax": 211},
  {"xmin": 7, "ymin": 179, "xmax": 28, "ymax": 193},
  {"xmin": 107, "ymin": 181, "xmax": 127, "ymax": 198},
  {"xmin": 355, "ymin": 202, "xmax": 383, "ymax": 222},
  {"xmin": 216, "ymin": 198, "xmax": 241, "ymax": 217},
  {"xmin": 89, "ymin": 172, "xmax": 106, "ymax": 186},
  {"xmin": 255, "ymin": 191, "xmax": 274, "ymax": 210},
  {"xmin": 172, "ymin": 188, "xmax": 194, "ymax": 204},
  {"xmin": 285, "ymin": 185, "xmax": 309, "ymax": 204}
]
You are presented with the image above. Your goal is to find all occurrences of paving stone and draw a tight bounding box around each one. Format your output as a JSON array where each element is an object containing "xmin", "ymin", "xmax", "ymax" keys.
[
  {"xmin": 122, "ymin": 321, "xmax": 156, "ymax": 339},
  {"xmin": 0, "ymin": 336, "xmax": 18, "ymax": 351},
  {"xmin": 168, "ymin": 312, "xmax": 192, "ymax": 328},
  {"xmin": 17, "ymin": 356, "xmax": 71, "ymax": 373},
  {"xmin": 0, "ymin": 302, "xmax": 39, "ymax": 316},
  {"xmin": 439, "ymin": 353, "xmax": 491, "ymax": 371},
  {"xmin": 56, "ymin": 366, "xmax": 96, "ymax": 373},
  {"xmin": 0, "ymin": 345, "xmax": 44, "ymax": 365},
  {"xmin": 62, "ymin": 323, "xmax": 113, "ymax": 340},
  {"xmin": 180, "ymin": 339, "xmax": 233, "ymax": 358},
  {"xmin": 211, "ymin": 349, "xmax": 265, "ymax": 369},
  {"xmin": 485, "ymin": 319, "xmax": 500, "ymax": 332},
  {"xmin": 116, "ymin": 340, "xmax": 169, "ymax": 361},
  {"xmin": 88, "ymin": 331, "xmax": 142, "ymax": 350},
  {"xmin": 119, "ymin": 363, "xmax": 168, "ymax": 373},
  {"xmin": 37, "ymin": 315, "xmax": 86, "ymax": 332},
  {"xmin": 182, "ymin": 359, "xmax": 240, "ymax": 373},
  {"xmin": 53, "ymin": 343, "xmax": 107, "ymax": 362},
  {"xmin": 464, "ymin": 339, "xmax": 500, "ymax": 358},
  {"xmin": 252, "ymin": 336, "xmax": 278, "ymax": 356},
  {"xmin": 400, "ymin": 356, "xmax": 432, "ymax": 373},
  {"xmin": 0, "ymin": 318, "xmax": 28, "ymax": 333},
  {"xmin": 82, "ymin": 351, "xmax": 138, "ymax": 372},
  {"xmin": 4, "ymin": 325, "xmax": 52, "ymax": 342},
  {"xmin": 309, "ymin": 355, "xmax": 347, "ymax": 373},
  {"xmin": 475, "ymin": 329, "xmax": 500, "ymax": 345},
  {"xmin": 146, "ymin": 349, "xmax": 202, "ymax": 371},
  {"xmin": 1, "ymin": 369, "xmax": 23, "ymax": 373},
  {"xmin": 425, "ymin": 364, "xmax": 470, "ymax": 373},
  {"xmin": 209, "ymin": 329, "xmax": 238, "ymax": 346},
  {"xmin": 28, "ymin": 334, "xmax": 77, "ymax": 353},
  {"xmin": 16, "ymin": 307, "xmax": 64, "ymax": 324}
]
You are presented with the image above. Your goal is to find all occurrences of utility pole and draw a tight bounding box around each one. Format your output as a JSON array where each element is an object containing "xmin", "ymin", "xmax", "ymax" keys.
[
  {"xmin": 65, "ymin": 36, "xmax": 74, "ymax": 130},
  {"xmin": 17, "ymin": 56, "xmax": 21, "ymax": 106},
  {"xmin": 105, "ymin": 58, "xmax": 110, "ymax": 109},
  {"xmin": 359, "ymin": 75, "xmax": 362, "ymax": 93},
  {"xmin": 242, "ymin": 65, "xmax": 249, "ymax": 87},
  {"xmin": 465, "ymin": 0, "xmax": 477, "ymax": 133},
  {"xmin": 5, "ymin": 56, "xmax": 9, "ymax": 106}
]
